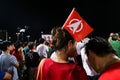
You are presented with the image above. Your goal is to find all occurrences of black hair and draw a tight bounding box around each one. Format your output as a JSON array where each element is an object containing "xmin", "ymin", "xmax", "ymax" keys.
[
  {"xmin": 85, "ymin": 36, "xmax": 117, "ymax": 57},
  {"xmin": 28, "ymin": 42, "xmax": 35, "ymax": 49},
  {"xmin": 38, "ymin": 38, "xmax": 45, "ymax": 44},
  {"xmin": 0, "ymin": 41, "xmax": 12, "ymax": 51},
  {"xmin": 14, "ymin": 41, "xmax": 23, "ymax": 51}
]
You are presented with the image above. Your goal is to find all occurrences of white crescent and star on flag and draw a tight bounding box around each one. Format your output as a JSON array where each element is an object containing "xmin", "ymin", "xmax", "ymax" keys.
[{"xmin": 67, "ymin": 18, "xmax": 83, "ymax": 34}]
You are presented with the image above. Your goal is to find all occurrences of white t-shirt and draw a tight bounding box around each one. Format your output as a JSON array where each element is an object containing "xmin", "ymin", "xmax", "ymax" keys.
[
  {"xmin": 76, "ymin": 41, "xmax": 98, "ymax": 76},
  {"xmin": 80, "ymin": 48, "xmax": 98, "ymax": 76},
  {"xmin": 36, "ymin": 44, "xmax": 49, "ymax": 58}
]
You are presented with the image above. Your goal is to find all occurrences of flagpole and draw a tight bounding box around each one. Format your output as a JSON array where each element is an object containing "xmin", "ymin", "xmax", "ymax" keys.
[{"xmin": 62, "ymin": 7, "xmax": 76, "ymax": 29}]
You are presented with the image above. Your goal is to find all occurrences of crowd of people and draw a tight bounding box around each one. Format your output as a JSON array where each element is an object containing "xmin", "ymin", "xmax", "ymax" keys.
[{"xmin": 0, "ymin": 26, "xmax": 120, "ymax": 80}]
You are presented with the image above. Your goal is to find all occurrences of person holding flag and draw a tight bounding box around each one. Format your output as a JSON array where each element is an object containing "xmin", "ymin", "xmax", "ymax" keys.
[
  {"xmin": 36, "ymin": 27, "xmax": 88, "ymax": 80},
  {"xmin": 61, "ymin": 7, "xmax": 94, "ymax": 63},
  {"xmin": 62, "ymin": 8, "xmax": 98, "ymax": 80},
  {"xmin": 36, "ymin": 7, "xmax": 94, "ymax": 80}
]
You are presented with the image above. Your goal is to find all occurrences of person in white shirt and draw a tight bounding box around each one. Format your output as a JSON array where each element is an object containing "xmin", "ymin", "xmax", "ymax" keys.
[
  {"xmin": 36, "ymin": 38, "xmax": 49, "ymax": 58},
  {"xmin": 76, "ymin": 37, "xmax": 99, "ymax": 80}
]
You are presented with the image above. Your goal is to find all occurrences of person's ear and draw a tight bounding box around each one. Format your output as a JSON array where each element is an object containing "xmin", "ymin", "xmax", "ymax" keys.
[
  {"xmin": 67, "ymin": 40, "xmax": 73, "ymax": 48},
  {"xmin": 88, "ymin": 50, "xmax": 96, "ymax": 58}
]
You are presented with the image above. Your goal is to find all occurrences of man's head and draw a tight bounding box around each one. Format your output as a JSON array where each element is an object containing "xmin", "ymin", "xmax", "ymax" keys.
[
  {"xmin": 28, "ymin": 41, "xmax": 36, "ymax": 50},
  {"xmin": 0, "ymin": 41, "xmax": 13, "ymax": 51},
  {"xmin": 85, "ymin": 36, "xmax": 117, "ymax": 72},
  {"xmin": 39, "ymin": 38, "xmax": 45, "ymax": 44}
]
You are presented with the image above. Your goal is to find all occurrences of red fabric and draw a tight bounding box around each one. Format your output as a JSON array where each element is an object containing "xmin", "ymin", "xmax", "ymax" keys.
[
  {"xmin": 12, "ymin": 50, "xmax": 21, "ymax": 61},
  {"xmin": 37, "ymin": 58, "xmax": 88, "ymax": 80},
  {"xmin": 62, "ymin": 8, "xmax": 93, "ymax": 42},
  {"xmin": 98, "ymin": 62, "xmax": 120, "ymax": 80},
  {"xmin": 10, "ymin": 49, "xmax": 15, "ymax": 54},
  {"xmin": 73, "ymin": 49, "xmax": 77, "ymax": 63},
  {"xmin": 36, "ymin": 58, "xmax": 47, "ymax": 80}
]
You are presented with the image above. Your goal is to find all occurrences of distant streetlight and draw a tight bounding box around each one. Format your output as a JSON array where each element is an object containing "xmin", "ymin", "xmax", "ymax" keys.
[
  {"xmin": 19, "ymin": 29, "xmax": 26, "ymax": 42},
  {"xmin": 20, "ymin": 29, "xmax": 25, "ymax": 33},
  {"xmin": 17, "ymin": 26, "xmax": 29, "ymax": 42},
  {"xmin": 5, "ymin": 30, "xmax": 8, "ymax": 41},
  {"xmin": 41, "ymin": 31, "xmax": 43, "ymax": 38},
  {"xmin": 8, "ymin": 36, "xmax": 11, "ymax": 41},
  {"xmin": 26, "ymin": 35, "xmax": 30, "ymax": 42},
  {"xmin": 41, "ymin": 31, "xmax": 43, "ymax": 34},
  {"xmin": 16, "ymin": 32, "xmax": 20, "ymax": 41}
]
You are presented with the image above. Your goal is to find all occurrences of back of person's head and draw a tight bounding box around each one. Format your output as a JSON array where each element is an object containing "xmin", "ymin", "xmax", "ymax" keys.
[
  {"xmin": 51, "ymin": 27, "xmax": 74, "ymax": 50},
  {"xmin": 14, "ymin": 41, "xmax": 23, "ymax": 51},
  {"xmin": 85, "ymin": 36, "xmax": 117, "ymax": 57},
  {"xmin": 23, "ymin": 42, "xmax": 28, "ymax": 48},
  {"xmin": 38, "ymin": 38, "xmax": 45, "ymax": 44},
  {"xmin": 0, "ymin": 41, "xmax": 12, "ymax": 51},
  {"xmin": 28, "ymin": 41, "xmax": 35, "ymax": 50}
]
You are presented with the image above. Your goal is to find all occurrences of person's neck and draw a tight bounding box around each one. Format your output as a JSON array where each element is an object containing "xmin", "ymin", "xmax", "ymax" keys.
[
  {"xmin": 53, "ymin": 51, "xmax": 69, "ymax": 63},
  {"xmin": 97, "ymin": 54, "xmax": 120, "ymax": 73},
  {"xmin": 3, "ymin": 50, "xmax": 10, "ymax": 54}
]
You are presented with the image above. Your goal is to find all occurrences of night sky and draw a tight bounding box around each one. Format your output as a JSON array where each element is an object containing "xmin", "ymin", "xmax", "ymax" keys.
[{"xmin": 0, "ymin": 0, "xmax": 119, "ymax": 41}]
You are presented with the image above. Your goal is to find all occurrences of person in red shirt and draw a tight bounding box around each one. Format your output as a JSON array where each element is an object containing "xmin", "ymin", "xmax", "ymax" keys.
[
  {"xmin": 36, "ymin": 27, "xmax": 88, "ymax": 80},
  {"xmin": 85, "ymin": 36, "xmax": 120, "ymax": 80},
  {"xmin": 12, "ymin": 41, "xmax": 25, "ymax": 80}
]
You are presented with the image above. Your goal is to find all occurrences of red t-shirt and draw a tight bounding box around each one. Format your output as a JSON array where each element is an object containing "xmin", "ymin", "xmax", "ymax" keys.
[
  {"xmin": 37, "ymin": 58, "xmax": 88, "ymax": 80},
  {"xmin": 12, "ymin": 50, "xmax": 21, "ymax": 61},
  {"xmin": 99, "ymin": 62, "xmax": 120, "ymax": 80}
]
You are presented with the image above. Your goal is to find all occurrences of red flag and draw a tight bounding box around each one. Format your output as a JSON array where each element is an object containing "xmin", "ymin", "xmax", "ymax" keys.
[{"xmin": 62, "ymin": 8, "xmax": 93, "ymax": 42}]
